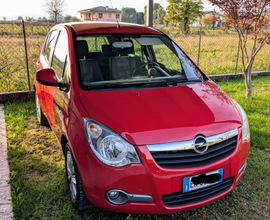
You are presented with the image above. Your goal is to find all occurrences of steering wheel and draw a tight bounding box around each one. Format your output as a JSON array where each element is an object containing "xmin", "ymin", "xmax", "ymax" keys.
[{"xmin": 132, "ymin": 62, "xmax": 159, "ymax": 77}]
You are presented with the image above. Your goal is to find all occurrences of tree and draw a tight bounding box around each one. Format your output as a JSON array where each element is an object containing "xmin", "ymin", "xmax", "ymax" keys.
[
  {"xmin": 3, "ymin": 17, "xmax": 6, "ymax": 21},
  {"xmin": 43, "ymin": 0, "xmax": 66, "ymax": 24},
  {"xmin": 209, "ymin": 0, "xmax": 270, "ymax": 98},
  {"xmin": 25, "ymin": 16, "xmax": 34, "ymax": 22},
  {"xmin": 64, "ymin": 14, "xmax": 72, "ymax": 22},
  {"xmin": 17, "ymin": 16, "xmax": 23, "ymax": 21},
  {"xmin": 165, "ymin": 0, "xmax": 204, "ymax": 34},
  {"xmin": 153, "ymin": 3, "xmax": 166, "ymax": 26},
  {"xmin": 211, "ymin": 10, "xmax": 220, "ymax": 29},
  {"xmin": 121, "ymin": 8, "xmax": 137, "ymax": 23},
  {"xmin": 200, "ymin": 15, "xmax": 212, "ymax": 28},
  {"xmin": 71, "ymin": 16, "xmax": 80, "ymax": 22},
  {"xmin": 144, "ymin": 4, "xmax": 166, "ymax": 26},
  {"xmin": 200, "ymin": 12, "xmax": 221, "ymax": 29},
  {"xmin": 136, "ymin": 12, "xmax": 144, "ymax": 24},
  {"xmin": 144, "ymin": 6, "xmax": 147, "ymax": 24}
]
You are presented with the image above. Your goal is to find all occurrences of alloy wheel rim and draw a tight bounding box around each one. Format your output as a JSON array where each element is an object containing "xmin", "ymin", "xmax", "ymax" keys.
[{"xmin": 66, "ymin": 151, "xmax": 77, "ymax": 200}]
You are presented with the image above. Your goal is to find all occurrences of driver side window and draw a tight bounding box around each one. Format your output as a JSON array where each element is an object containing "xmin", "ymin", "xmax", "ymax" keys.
[
  {"xmin": 44, "ymin": 30, "xmax": 59, "ymax": 65},
  {"xmin": 153, "ymin": 44, "xmax": 183, "ymax": 73},
  {"xmin": 51, "ymin": 31, "xmax": 68, "ymax": 81}
]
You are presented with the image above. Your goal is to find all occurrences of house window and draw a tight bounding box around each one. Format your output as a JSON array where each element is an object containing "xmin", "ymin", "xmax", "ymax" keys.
[
  {"xmin": 116, "ymin": 14, "xmax": 120, "ymax": 19},
  {"xmin": 99, "ymin": 13, "xmax": 103, "ymax": 18}
]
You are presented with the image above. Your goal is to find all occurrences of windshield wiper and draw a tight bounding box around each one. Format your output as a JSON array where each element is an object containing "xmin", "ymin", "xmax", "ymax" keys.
[
  {"xmin": 165, "ymin": 78, "xmax": 201, "ymax": 87},
  {"xmin": 132, "ymin": 79, "xmax": 188, "ymax": 88},
  {"xmin": 84, "ymin": 78, "xmax": 201, "ymax": 90},
  {"xmin": 84, "ymin": 83, "xmax": 133, "ymax": 89}
]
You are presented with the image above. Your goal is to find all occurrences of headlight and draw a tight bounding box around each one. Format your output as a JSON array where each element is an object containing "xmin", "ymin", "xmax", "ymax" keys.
[
  {"xmin": 83, "ymin": 118, "xmax": 140, "ymax": 167},
  {"xmin": 232, "ymin": 99, "xmax": 250, "ymax": 142}
]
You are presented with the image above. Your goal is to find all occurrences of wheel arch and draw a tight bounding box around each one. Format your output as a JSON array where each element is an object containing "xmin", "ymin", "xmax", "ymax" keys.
[{"xmin": 61, "ymin": 135, "xmax": 69, "ymax": 156}]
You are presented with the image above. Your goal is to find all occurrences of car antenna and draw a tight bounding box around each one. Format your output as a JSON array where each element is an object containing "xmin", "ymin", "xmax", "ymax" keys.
[{"xmin": 109, "ymin": 0, "xmax": 120, "ymax": 28}]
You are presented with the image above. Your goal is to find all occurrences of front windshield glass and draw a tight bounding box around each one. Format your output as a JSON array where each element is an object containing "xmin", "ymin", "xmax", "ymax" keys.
[{"xmin": 75, "ymin": 34, "xmax": 205, "ymax": 88}]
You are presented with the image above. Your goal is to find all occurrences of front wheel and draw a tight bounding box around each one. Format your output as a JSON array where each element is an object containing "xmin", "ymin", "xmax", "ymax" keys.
[{"xmin": 65, "ymin": 143, "xmax": 92, "ymax": 210}]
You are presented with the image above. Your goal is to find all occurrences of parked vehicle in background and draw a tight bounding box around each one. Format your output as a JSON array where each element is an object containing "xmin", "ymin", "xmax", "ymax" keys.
[{"xmin": 34, "ymin": 22, "xmax": 250, "ymax": 214}]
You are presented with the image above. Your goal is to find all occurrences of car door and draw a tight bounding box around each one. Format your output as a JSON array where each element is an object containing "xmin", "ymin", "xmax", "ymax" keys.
[
  {"xmin": 37, "ymin": 30, "xmax": 60, "ymax": 119},
  {"xmin": 45, "ymin": 28, "xmax": 69, "ymax": 138}
]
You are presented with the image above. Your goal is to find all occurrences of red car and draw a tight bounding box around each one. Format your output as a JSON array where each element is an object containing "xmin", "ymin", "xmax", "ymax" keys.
[{"xmin": 34, "ymin": 22, "xmax": 250, "ymax": 214}]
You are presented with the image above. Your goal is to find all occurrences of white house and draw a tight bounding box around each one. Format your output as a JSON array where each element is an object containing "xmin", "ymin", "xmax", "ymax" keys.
[{"xmin": 191, "ymin": 11, "xmax": 225, "ymax": 27}]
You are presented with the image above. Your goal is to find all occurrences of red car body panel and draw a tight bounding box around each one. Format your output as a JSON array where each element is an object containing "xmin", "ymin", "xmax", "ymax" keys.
[
  {"xmin": 70, "ymin": 22, "xmax": 161, "ymax": 35},
  {"xmin": 33, "ymin": 22, "xmax": 250, "ymax": 214},
  {"xmin": 79, "ymin": 80, "xmax": 241, "ymax": 146},
  {"xmin": 72, "ymin": 131, "xmax": 250, "ymax": 214}
]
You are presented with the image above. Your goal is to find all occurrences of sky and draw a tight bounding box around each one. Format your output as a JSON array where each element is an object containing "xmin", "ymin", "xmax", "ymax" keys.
[{"xmin": 1, "ymin": 0, "xmax": 216, "ymax": 20}]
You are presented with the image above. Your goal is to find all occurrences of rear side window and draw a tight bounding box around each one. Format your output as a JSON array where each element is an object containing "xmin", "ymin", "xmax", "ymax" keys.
[
  {"xmin": 51, "ymin": 31, "xmax": 68, "ymax": 80},
  {"xmin": 44, "ymin": 30, "xmax": 59, "ymax": 64}
]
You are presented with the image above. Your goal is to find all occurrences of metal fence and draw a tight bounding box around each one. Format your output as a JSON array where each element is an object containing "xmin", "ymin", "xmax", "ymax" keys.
[
  {"xmin": 161, "ymin": 25, "xmax": 270, "ymax": 77},
  {"xmin": 0, "ymin": 20, "xmax": 53, "ymax": 93},
  {"xmin": 0, "ymin": 21, "xmax": 269, "ymax": 93}
]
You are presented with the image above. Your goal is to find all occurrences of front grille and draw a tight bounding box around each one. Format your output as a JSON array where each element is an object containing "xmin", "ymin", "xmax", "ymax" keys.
[
  {"xmin": 162, "ymin": 176, "xmax": 235, "ymax": 207},
  {"xmin": 150, "ymin": 135, "xmax": 238, "ymax": 169}
]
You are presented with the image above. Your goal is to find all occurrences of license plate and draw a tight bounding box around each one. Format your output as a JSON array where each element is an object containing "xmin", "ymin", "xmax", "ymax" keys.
[{"xmin": 183, "ymin": 168, "xmax": 224, "ymax": 193}]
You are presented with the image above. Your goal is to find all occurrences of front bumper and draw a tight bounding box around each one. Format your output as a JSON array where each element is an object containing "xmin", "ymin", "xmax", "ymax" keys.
[{"xmin": 75, "ymin": 129, "xmax": 250, "ymax": 214}]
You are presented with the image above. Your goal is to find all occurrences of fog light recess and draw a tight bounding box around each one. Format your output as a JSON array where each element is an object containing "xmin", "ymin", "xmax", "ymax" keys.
[
  {"xmin": 105, "ymin": 189, "xmax": 153, "ymax": 205},
  {"xmin": 238, "ymin": 159, "xmax": 248, "ymax": 177},
  {"xmin": 106, "ymin": 189, "xmax": 129, "ymax": 205}
]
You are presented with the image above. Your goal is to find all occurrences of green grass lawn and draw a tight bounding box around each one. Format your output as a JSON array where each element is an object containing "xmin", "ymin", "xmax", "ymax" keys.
[{"xmin": 4, "ymin": 76, "xmax": 270, "ymax": 220}]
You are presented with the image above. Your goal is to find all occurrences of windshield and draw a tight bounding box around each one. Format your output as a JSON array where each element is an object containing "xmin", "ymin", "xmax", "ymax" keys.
[{"xmin": 75, "ymin": 34, "xmax": 205, "ymax": 89}]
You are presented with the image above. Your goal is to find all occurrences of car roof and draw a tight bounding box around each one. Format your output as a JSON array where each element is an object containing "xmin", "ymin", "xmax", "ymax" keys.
[{"xmin": 63, "ymin": 21, "xmax": 162, "ymax": 35}]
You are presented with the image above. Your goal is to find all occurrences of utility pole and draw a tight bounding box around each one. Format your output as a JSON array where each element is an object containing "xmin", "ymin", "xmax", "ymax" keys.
[{"xmin": 146, "ymin": 0, "xmax": 153, "ymax": 27}]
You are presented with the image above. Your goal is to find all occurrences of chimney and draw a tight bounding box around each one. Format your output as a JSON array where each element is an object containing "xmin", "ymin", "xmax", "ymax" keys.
[{"xmin": 106, "ymin": 6, "xmax": 109, "ymax": 10}]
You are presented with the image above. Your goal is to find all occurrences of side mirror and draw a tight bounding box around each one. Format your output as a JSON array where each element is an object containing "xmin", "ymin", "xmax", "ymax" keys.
[{"xmin": 36, "ymin": 68, "xmax": 67, "ymax": 88}]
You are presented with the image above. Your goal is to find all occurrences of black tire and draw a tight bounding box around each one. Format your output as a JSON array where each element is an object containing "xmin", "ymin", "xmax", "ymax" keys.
[
  {"xmin": 64, "ymin": 143, "xmax": 92, "ymax": 210},
  {"xmin": 35, "ymin": 92, "xmax": 49, "ymax": 126}
]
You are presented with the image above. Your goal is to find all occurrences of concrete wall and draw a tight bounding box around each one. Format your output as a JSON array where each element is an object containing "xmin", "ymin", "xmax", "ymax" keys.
[{"xmin": 0, "ymin": 91, "xmax": 35, "ymax": 104}]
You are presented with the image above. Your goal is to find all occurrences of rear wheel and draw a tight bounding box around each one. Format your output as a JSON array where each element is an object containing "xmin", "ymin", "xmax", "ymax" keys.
[
  {"xmin": 65, "ymin": 143, "xmax": 92, "ymax": 210},
  {"xmin": 35, "ymin": 92, "xmax": 49, "ymax": 126}
]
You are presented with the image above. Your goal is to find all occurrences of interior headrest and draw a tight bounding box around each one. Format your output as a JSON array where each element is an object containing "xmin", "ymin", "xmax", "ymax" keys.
[
  {"xmin": 76, "ymin": 40, "xmax": 89, "ymax": 59},
  {"xmin": 102, "ymin": 45, "xmax": 114, "ymax": 56}
]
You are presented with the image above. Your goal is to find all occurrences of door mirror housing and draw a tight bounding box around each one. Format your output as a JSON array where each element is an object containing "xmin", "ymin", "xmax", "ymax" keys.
[{"xmin": 36, "ymin": 68, "xmax": 67, "ymax": 88}]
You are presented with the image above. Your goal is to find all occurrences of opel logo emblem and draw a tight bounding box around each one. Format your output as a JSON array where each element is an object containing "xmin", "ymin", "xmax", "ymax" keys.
[{"xmin": 193, "ymin": 136, "xmax": 208, "ymax": 154}]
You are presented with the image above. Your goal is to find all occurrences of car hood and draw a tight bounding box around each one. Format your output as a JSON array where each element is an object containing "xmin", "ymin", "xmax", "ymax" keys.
[{"xmin": 80, "ymin": 80, "xmax": 241, "ymax": 146}]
